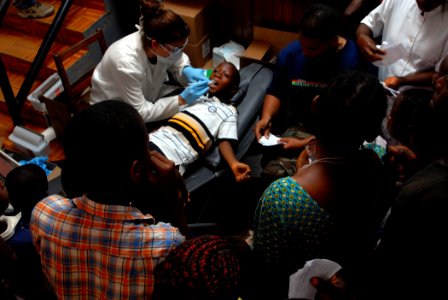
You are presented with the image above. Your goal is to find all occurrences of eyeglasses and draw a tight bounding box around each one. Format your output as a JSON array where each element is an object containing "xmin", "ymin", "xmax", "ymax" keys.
[{"xmin": 161, "ymin": 38, "xmax": 188, "ymax": 55}]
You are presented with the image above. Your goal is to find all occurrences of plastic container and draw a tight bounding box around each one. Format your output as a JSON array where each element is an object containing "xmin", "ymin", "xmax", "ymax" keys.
[
  {"xmin": 8, "ymin": 126, "xmax": 50, "ymax": 157},
  {"xmin": 212, "ymin": 40, "xmax": 245, "ymax": 70},
  {"xmin": 27, "ymin": 73, "xmax": 64, "ymax": 113}
]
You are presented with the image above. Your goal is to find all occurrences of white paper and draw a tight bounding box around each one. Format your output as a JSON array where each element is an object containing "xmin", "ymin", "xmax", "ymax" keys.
[
  {"xmin": 288, "ymin": 259, "xmax": 342, "ymax": 300},
  {"xmin": 373, "ymin": 42, "xmax": 408, "ymax": 67},
  {"xmin": 258, "ymin": 133, "xmax": 282, "ymax": 146}
]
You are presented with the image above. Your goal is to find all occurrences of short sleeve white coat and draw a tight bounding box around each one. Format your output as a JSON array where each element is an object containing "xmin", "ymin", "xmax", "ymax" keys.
[{"xmin": 361, "ymin": 0, "xmax": 448, "ymax": 81}]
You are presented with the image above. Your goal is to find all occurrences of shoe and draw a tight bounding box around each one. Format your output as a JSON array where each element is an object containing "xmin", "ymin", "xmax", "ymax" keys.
[{"xmin": 16, "ymin": 2, "xmax": 55, "ymax": 19}]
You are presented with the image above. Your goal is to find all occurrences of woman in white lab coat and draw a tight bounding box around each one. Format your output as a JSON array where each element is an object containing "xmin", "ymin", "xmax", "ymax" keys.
[{"xmin": 90, "ymin": 1, "xmax": 209, "ymax": 124}]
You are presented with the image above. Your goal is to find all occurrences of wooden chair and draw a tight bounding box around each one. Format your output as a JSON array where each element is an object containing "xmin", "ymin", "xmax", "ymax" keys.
[{"xmin": 53, "ymin": 29, "xmax": 107, "ymax": 114}]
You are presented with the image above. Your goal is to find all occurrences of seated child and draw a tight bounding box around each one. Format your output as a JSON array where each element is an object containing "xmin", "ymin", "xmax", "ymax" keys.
[
  {"xmin": 1, "ymin": 164, "xmax": 48, "ymax": 241},
  {"xmin": 0, "ymin": 164, "xmax": 55, "ymax": 299},
  {"xmin": 149, "ymin": 62, "xmax": 251, "ymax": 182}
]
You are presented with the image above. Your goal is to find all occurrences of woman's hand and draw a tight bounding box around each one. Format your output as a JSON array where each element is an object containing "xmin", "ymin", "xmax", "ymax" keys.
[
  {"xmin": 182, "ymin": 66, "xmax": 208, "ymax": 83},
  {"xmin": 279, "ymin": 136, "xmax": 315, "ymax": 151}
]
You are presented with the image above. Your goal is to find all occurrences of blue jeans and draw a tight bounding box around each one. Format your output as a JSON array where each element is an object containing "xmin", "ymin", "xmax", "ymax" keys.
[{"xmin": 13, "ymin": 0, "xmax": 37, "ymax": 10}]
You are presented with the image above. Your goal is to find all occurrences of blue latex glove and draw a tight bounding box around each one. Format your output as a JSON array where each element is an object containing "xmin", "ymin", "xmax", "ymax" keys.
[
  {"xmin": 179, "ymin": 80, "xmax": 210, "ymax": 104},
  {"xmin": 182, "ymin": 66, "xmax": 208, "ymax": 83},
  {"xmin": 19, "ymin": 156, "xmax": 51, "ymax": 176}
]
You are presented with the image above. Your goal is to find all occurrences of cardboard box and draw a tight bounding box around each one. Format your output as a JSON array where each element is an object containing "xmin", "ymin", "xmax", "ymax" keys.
[
  {"xmin": 184, "ymin": 34, "xmax": 211, "ymax": 68},
  {"xmin": 253, "ymin": 26, "xmax": 299, "ymax": 54},
  {"xmin": 239, "ymin": 40, "xmax": 272, "ymax": 68},
  {"xmin": 239, "ymin": 26, "xmax": 299, "ymax": 67},
  {"xmin": 164, "ymin": 0, "xmax": 212, "ymax": 44}
]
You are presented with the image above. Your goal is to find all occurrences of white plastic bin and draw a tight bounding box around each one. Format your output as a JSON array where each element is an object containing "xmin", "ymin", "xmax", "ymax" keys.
[
  {"xmin": 212, "ymin": 40, "xmax": 245, "ymax": 70},
  {"xmin": 8, "ymin": 126, "xmax": 50, "ymax": 157},
  {"xmin": 27, "ymin": 73, "xmax": 64, "ymax": 113}
]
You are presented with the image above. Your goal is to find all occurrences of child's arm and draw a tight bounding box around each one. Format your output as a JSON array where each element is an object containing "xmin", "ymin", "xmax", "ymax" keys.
[{"xmin": 218, "ymin": 140, "xmax": 251, "ymax": 182}]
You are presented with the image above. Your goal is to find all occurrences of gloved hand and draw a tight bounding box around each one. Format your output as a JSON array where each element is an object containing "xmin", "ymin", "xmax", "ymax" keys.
[
  {"xmin": 182, "ymin": 66, "xmax": 208, "ymax": 83},
  {"xmin": 179, "ymin": 80, "xmax": 210, "ymax": 104}
]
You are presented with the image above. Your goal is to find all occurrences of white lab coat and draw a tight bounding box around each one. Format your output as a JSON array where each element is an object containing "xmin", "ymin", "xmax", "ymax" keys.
[
  {"xmin": 361, "ymin": 0, "xmax": 448, "ymax": 81},
  {"xmin": 90, "ymin": 31, "xmax": 190, "ymax": 122}
]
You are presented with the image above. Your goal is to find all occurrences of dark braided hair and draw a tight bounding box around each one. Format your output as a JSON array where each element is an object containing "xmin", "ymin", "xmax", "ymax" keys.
[{"xmin": 153, "ymin": 235, "xmax": 249, "ymax": 300}]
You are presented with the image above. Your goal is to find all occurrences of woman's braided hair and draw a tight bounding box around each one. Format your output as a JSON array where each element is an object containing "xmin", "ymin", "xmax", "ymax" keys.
[{"xmin": 153, "ymin": 235, "xmax": 245, "ymax": 300}]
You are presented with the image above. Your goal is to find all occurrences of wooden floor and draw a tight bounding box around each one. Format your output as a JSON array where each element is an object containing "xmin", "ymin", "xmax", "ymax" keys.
[{"xmin": 0, "ymin": 0, "xmax": 105, "ymax": 163}]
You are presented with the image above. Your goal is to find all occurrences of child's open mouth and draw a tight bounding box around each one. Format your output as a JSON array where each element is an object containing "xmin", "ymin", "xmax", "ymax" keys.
[{"xmin": 208, "ymin": 79, "xmax": 218, "ymax": 87}]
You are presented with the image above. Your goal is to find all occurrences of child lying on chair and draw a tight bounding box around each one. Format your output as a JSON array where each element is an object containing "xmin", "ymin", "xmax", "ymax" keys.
[{"xmin": 149, "ymin": 62, "xmax": 251, "ymax": 182}]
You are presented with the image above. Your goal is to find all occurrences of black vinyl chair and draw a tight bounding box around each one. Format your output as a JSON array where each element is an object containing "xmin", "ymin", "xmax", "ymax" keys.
[
  {"xmin": 184, "ymin": 62, "xmax": 272, "ymax": 193},
  {"xmin": 184, "ymin": 62, "xmax": 272, "ymax": 233}
]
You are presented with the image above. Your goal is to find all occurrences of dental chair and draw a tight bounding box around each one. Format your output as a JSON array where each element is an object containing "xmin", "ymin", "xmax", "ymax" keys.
[
  {"xmin": 184, "ymin": 62, "xmax": 272, "ymax": 233},
  {"xmin": 184, "ymin": 62, "xmax": 272, "ymax": 192}
]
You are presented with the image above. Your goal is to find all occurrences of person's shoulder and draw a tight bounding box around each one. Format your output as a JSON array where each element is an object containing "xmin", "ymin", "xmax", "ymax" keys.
[
  {"xmin": 148, "ymin": 221, "xmax": 186, "ymax": 243},
  {"xmin": 267, "ymin": 176, "xmax": 299, "ymax": 190},
  {"xmin": 339, "ymin": 38, "xmax": 361, "ymax": 68},
  {"xmin": 110, "ymin": 31, "xmax": 140, "ymax": 49},
  {"xmin": 279, "ymin": 40, "xmax": 301, "ymax": 56},
  {"xmin": 105, "ymin": 32, "xmax": 144, "ymax": 65},
  {"xmin": 33, "ymin": 195, "xmax": 73, "ymax": 214}
]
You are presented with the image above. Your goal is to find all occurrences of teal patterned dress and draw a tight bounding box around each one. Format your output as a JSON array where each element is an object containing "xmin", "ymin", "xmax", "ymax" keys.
[{"xmin": 253, "ymin": 177, "xmax": 334, "ymax": 265}]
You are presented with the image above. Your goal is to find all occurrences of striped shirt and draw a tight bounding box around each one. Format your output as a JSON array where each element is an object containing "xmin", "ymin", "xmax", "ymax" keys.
[
  {"xmin": 149, "ymin": 95, "xmax": 238, "ymax": 170},
  {"xmin": 30, "ymin": 194, "xmax": 185, "ymax": 300}
]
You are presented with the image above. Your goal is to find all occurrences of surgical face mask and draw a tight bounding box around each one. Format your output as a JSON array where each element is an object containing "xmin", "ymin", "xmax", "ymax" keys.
[{"xmin": 155, "ymin": 49, "xmax": 183, "ymax": 64}]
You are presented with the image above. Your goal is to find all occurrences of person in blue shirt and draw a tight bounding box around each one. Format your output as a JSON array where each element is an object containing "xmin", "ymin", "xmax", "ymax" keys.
[
  {"xmin": 254, "ymin": 3, "xmax": 361, "ymax": 180},
  {"xmin": 0, "ymin": 164, "xmax": 55, "ymax": 299}
]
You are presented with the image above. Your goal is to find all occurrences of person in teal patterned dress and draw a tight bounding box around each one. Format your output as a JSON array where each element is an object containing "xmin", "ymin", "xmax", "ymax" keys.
[{"xmin": 253, "ymin": 71, "xmax": 391, "ymax": 299}]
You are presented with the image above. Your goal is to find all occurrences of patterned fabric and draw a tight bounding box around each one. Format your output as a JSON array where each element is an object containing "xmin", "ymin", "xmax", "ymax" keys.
[
  {"xmin": 149, "ymin": 95, "xmax": 237, "ymax": 168},
  {"xmin": 30, "ymin": 194, "xmax": 185, "ymax": 300},
  {"xmin": 253, "ymin": 177, "xmax": 334, "ymax": 265},
  {"xmin": 363, "ymin": 143, "xmax": 387, "ymax": 161},
  {"xmin": 154, "ymin": 235, "xmax": 243, "ymax": 300}
]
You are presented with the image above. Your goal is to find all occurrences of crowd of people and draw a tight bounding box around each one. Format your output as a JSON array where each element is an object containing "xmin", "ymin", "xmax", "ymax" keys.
[{"xmin": 1, "ymin": 0, "xmax": 448, "ymax": 299}]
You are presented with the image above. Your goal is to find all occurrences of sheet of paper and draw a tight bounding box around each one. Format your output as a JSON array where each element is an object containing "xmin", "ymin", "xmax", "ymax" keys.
[
  {"xmin": 373, "ymin": 42, "xmax": 408, "ymax": 67},
  {"xmin": 288, "ymin": 259, "xmax": 342, "ymax": 300},
  {"xmin": 258, "ymin": 133, "xmax": 282, "ymax": 146}
]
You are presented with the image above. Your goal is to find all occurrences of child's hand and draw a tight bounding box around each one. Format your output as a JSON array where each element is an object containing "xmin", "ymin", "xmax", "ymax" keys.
[
  {"xmin": 279, "ymin": 136, "xmax": 315, "ymax": 151},
  {"xmin": 231, "ymin": 162, "xmax": 251, "ymax": 183}
]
